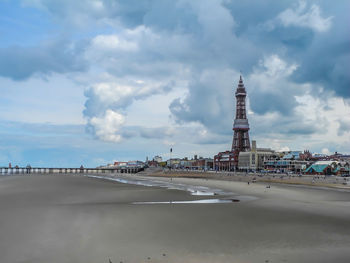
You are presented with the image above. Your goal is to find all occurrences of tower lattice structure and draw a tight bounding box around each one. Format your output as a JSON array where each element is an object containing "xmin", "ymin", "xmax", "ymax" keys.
[{"xmin": 231, "ymin": 75, "xmax": 251, "ymax": 164}]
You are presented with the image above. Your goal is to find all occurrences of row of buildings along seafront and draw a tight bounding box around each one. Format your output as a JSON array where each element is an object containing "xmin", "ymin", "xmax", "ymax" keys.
[
  {"xmin": 141, "ymin": 148, "xmax": 349, "ymax": 175},
  {"xmin": 149, "ymin": 155, "xmax": 214, "ymax": 171},
  {"xmin": 100, "ymin": 155, "xmax": 215, "ymax": 171},
  {"xmin": 214, "ymin": 76, "xmax": 350, "ymax": 176}
]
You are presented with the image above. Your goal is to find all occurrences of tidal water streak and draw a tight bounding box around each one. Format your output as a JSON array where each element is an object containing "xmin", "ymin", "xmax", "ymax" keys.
[
  {"xmin": 86, "ymin": 174, "xmax": 258, "ymax": 204},
  {"xmin": 86, "ymin": 175, "xmax": 235, "ymax": 196},
  {"xmin": 133, "ymin": 199, "xmax": 237, "ymax": 204}
]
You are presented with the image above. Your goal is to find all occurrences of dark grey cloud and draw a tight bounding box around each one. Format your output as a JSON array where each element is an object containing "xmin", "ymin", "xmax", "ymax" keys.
[
  {"xmin": 0, "ymin": 38, "xmax": 87, "ymax": 80},
  {"xmin": 169, "ymin": 69, "xmax": 235, "ymax": 135},
  {"xmin": 249, "ymin": 88, "xmax": 298, "ymax": 116},
  {"xmin": 272, "ymin": 1, "xmax": 349, "ymax": 98},
  {"xmin": 19, "ymin": 0, "xmax": 349, "ymax": 99},
  {"xmin": 250, "ymin": 114, "xmax": 321, "ymax": 138},
  {"xmin": 224, "ymin": 0, "xmax": 349, "ymax": 99},
  {"xmin": 223, "ymin": 0, "xmax": 292, "ymax": 35},
  {"xmin": 292, "ymin": 40, "xmax": 350, "ymax": 98}
]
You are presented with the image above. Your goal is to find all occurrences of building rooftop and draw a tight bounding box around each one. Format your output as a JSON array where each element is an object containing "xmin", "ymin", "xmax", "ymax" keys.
[
  {"xmin": 305, "ymin": 164, "xmax": 329, "ymax": 173},
  {"xmin": 314, "ymin": 160, "xmax": 338, "ymax": 165}
]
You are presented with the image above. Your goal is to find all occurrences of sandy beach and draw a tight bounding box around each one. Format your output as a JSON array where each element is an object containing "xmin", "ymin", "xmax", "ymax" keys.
[{"xmin": 1, "ymin": 174, "xmax": 350, "ymax": 263}]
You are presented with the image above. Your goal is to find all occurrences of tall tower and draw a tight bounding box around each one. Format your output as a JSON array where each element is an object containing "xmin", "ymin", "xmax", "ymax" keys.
[{"xmin": 231, "ymin": 75, "xmax": 250, "ymax": 164}]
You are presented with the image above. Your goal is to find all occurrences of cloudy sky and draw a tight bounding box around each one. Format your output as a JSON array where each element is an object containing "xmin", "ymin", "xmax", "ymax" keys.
[{"xmin": 0, "ymin": 0, "xmax": 349, "ymax": 167}]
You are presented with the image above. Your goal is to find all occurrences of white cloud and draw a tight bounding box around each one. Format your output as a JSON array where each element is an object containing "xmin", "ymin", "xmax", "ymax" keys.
[
  {"xmin": 91, "ymin": 35, "xmax": 138, "ymax": 52},
  {"xmin": 261, "ymin": 54, "xmax": 298, "ymax": 78},
  {"xmin": 277, "ymin": 1, "xmax": 333, "ymax": 32},
  {"xmin": 248, "ymin": 54, "xmax": 306, "ymax": 109},
  {"xmin": 90, "ymin": 82, "xmax": 133, "ymax": 105},
  {"xmin": 245, "ymin": 56, "xmax": 335, "ymax": 151},
  {"xmin": 89, "ymin": 109, "xmax": 125, "ymax": 142},
  {"xmin": 84, "ymin": 79, "xmax": 173, "ymax": 117},
  {"xmin": 85, "ymin": 26, "xmax": 195, "ymax": 79},
  {"xmin": 294, "ymin": 94, "xmax": 350, "ymax": 145},
  {"xmin": 321, "ymin": 148, "xmax": 331, "ymax": 155},
  {"xmin": 162, "ymin": 140, "xmax": 175, "ymax": 147},
  {"xmin": 279, "ymin": 146, "xmax": 291, "ymax": 152},
  {"xmin": 83, "ymin": 78, "xmax": 181, "ymax": 142}
]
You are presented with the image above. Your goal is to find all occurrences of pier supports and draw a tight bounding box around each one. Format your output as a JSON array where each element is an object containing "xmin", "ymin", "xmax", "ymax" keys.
[{"xmin": 0, "ymin": 166, "xmax": 143, "ymax": 175}]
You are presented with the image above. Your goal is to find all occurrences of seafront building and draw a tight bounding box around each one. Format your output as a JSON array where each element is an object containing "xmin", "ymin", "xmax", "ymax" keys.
[
  {"xmin": 165, "ymin": 156, "xmax": 214, "ymax": 170},
  {"xmin": 238, "ymin": 140, "xmax": 275, "ymax": 171},
  {"xmin": 114, "ymin": 161, "xmax": 127, "ymax": 167},
  {"xmin": 100, "ymin": 160, "xmax": 146, "ymax": 170},
  {"xmin": 189, "ymin": 157, "xmax": 214, "ymax": 170},
  {"xmin": 305, "ymin": 160, "xmax": 349, "ymax": 176},
  {"xmin": 214, "ymin": 151, "xmax": 236, "ymax": 171},
  {"xmin": 153, "ymin": 156, "xmax": 162, "ymax": 163},
  {"xmin": 264, "ymin": 158, "xmax": 310, "ymax": 173}
]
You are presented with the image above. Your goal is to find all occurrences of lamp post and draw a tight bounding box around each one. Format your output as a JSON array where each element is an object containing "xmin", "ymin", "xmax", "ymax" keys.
[{"xmin": 170, "ymin": 148, "xmax": 172, "ymax": 170}]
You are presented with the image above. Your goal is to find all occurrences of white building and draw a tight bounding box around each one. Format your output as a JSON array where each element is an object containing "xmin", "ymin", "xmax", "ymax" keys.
[
  {"xmin": 238, "ymin": 140, "xmax": 275, "ymax": 171},
  {"xmin": 153, "ymin": 155, "xmax": 162, "ymax": 163}
]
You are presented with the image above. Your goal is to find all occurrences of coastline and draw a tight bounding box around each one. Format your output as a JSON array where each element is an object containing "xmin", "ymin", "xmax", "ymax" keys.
[
  {"xmin": 91, "ymin": 171, "xmax": 350, "ymax": 220},
  {"xmin": 140, "ymin": 169, "xmax": 350, "ymax": 190}
]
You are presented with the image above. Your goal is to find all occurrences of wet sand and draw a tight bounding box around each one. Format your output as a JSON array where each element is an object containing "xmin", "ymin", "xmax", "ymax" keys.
[{"xmin": 1, "ymin": 174, "xmax": 350, "ymax": 263}]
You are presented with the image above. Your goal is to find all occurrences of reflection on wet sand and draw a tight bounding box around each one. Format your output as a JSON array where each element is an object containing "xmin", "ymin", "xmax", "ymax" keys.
[
  {"xmin": 87, "ymin": 175, "xmax": 235, "ymax": 196},
  {"xmin": 133, "ymin": 198, "xmax": 240, "ymax": 204},
  {"xmin": 87, "ymin": 175, "xmax": 258, "ymax": 204}
]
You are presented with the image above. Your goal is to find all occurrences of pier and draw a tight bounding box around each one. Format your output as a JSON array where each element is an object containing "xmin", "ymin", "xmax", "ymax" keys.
[{"xmin": 0, "ymin": 166, "xmax": 143, "ymax": 175}]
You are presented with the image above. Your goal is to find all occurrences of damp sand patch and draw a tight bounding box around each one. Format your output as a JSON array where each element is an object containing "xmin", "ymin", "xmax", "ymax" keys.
[
  {"xmin": 133, "ymin": 195, "xmax": 258, "ymax": 205},
  {"xmin": 86, "ymin": 175, "xmax": 258, "ymax": 204}
]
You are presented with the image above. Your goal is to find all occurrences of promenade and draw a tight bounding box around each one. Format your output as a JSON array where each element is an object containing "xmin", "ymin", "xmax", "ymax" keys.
[{"xmin": 146, "ymin": 169, "xmax": 350, "ymax": 189}]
